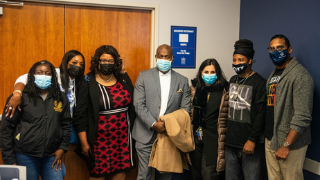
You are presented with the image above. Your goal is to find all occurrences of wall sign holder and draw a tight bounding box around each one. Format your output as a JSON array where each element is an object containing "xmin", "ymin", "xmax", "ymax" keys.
[{"xmin": 171, "ymin": 26, "xmax": 197, "ymax": 68}]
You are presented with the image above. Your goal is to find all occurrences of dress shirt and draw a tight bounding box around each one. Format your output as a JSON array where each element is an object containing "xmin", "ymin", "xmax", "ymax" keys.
[
  {"xmin": 159, "ymin": 70, "xmax": 171, "ymax": 116},
  {"xmin": 151, "ymin": 69, "xmax": 171, "ymax": 128}
]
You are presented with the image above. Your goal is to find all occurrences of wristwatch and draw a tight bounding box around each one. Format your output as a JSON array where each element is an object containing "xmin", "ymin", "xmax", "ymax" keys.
[{"xmin": 283, "ymin": 141, "xmax": 290, "ymax": 148}]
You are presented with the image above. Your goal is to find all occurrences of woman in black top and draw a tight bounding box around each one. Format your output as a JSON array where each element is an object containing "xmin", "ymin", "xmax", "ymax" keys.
[
  {"xmin": 73, "ymin": 45, "xmax": 136, "ymax": 180},
  {"xmin": 190, "ymin": 58, "xmax": 228, "ymax": 180}
]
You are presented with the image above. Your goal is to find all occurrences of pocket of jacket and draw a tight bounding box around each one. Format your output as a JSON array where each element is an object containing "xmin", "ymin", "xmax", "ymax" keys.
[{"xmin": 173, "ymin": 92, "xmax": 183, "ymax": 98}]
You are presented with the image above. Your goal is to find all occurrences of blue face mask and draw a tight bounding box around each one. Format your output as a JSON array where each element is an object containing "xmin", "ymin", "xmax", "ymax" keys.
[
  {"xmin": 202, "ymin": 74, "xmax": 217, "ymax": 85},
  {"xmin": 34, "ymin": 75, "xmax": 52, "ymax": 89},
  {"xmin": 156, "ymin": 59, "xmax": 172, "ymax": 72},
  {"xmin": 269, "ymin": 49, "xmax": 288, "ymax": 66}
]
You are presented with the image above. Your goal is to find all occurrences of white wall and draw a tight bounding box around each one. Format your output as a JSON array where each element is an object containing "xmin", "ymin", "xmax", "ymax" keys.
[
  {"xmin": 112, "ymin": 0, "xmax": 241, "ymax": 81},
  {"xmin": 155, "ymin": 0, "xmax": 240, "ymax": 81},
  {"xmin": 27, "ymin": 0, "xmax": 240, "ymax": 81}
]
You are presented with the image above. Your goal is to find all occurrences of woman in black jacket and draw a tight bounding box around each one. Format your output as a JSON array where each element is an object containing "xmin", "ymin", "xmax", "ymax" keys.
[
  {"xmin": 190, "ymin": 59, "xmax": 228, "ymax": 180},
  {"xmin": 73, "ymin": 45, "xmax": 136, "ymax": 180},
  {"xmin": 6, "ymin": 50, "xmax": 85, "ymax": 144},
  {"xmin": 0, "ymin": 60, "xmax": 71, "ymax": 180}
]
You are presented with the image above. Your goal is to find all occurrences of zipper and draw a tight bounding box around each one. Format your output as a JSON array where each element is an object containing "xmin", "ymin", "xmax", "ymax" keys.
[{"xmin": 42, "ymin": 97, "xmax": 48, "ymax": 158}]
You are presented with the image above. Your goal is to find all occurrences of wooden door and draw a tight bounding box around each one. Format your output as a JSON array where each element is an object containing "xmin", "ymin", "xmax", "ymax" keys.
[
  {"xmin": 64, "ymin": 5, "xmax": 151, "ymax": 82},
  {"xmin": 0, "ymin": 2, "xmax": 152, "ymax": 180},
  {"xmin": 63, "ymin": 5, "xmax": 151, "ymax": 180},
  {"xmin": 0, "ymin": 2, "xmax": 65, "ymax": 111}
]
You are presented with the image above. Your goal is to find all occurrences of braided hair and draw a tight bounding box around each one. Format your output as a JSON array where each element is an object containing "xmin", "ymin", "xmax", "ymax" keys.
[{"xmin": 25, "ymin": 60, "xmax": 63, "ymax": 106}]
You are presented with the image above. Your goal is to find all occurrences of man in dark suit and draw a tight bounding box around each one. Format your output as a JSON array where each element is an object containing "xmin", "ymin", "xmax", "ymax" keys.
[{"xmin": 133, "ymin": 44, "xmax": 191, "ymax": 180}]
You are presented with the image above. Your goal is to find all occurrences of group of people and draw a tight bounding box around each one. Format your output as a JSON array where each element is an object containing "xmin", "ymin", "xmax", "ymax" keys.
[{"xmin": 0, "ymin": 34, "xmax": 313, "ymax": 180}]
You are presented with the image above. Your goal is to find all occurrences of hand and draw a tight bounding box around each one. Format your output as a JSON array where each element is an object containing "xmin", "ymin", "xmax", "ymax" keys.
[
  {"xmin": 276, "ymin": 146, "xmax": 290, "ymax": 161},
  {"xmin": 243, "ymin": 140, "xmax": 255, "ymax": 154},
  {"xmin": 5, "ymin": 93, "xmax": 22, "ymax": 118},
  {"xmin": 121, "ymin": 66, "xmax": 126, "ymax": 74},
  {"xmin": 153, "ymin": 119, "xmax": 166, "ymax": 133},
  {"xmin": 81, "ymin": 141, "xmax": 91, "ymax": 158},
  {"xmin": 50, "ymin": 149, "xmax": 64, "ymax": 171}
]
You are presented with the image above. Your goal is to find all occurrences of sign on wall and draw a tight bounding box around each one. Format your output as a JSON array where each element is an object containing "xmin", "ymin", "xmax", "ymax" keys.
[{"xmin": 171, "ymin": 26, "xmax": 197, "ymax": 68}]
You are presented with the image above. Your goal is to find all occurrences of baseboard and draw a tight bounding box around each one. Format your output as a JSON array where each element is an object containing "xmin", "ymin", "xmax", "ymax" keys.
[
  {"xmin": 0, "ymin": 112, "xmax": 318, "ymax": 177},
  {"xmin": 304, "ymin": 158, "xmax": 320, "ymax": 175}
]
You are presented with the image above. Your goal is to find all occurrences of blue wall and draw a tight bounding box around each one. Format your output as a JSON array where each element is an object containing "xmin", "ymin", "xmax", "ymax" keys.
[{"xmin": 239, "ymin": 0, "xmax": 320, "ymax": 178}]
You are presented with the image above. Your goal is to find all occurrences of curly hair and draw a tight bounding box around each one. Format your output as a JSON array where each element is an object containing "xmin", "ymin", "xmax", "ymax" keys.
[
  {"xmin": 59, "ymin": 50, "xmax": 85, "ymax": 94},
  {"xmin": 25, "ymin": 60, "xmax": 63, "ymax": 106},
  {"xmin": 194, "ymin": 58, "xmax": 228, "ymax": 91},
  {"xmin": 90, "ymin": 45, "xmax": 122, "ymax": 75}
]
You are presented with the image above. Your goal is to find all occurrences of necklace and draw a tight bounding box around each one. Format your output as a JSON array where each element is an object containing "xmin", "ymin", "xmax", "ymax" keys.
[
  {"xmin": 97, "ymin": 74, "xmax": 113, "ymax": 82},
  {"xmin": 233, "ymin": 71, "xmax": 253, "ymax": 101}
]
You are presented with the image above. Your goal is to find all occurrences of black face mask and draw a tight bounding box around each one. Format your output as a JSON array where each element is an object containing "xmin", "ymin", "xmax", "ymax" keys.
[
  {"xmin": 68, "ymin": 64, "xmax": 84, "ymax": 78},
  {"xmin": 232, "ymin": 63, "xmax": 248, "ymax": 74},
  {"xmin": 100, "ymin": 64, "xmax": 114, "ymax": 75}
]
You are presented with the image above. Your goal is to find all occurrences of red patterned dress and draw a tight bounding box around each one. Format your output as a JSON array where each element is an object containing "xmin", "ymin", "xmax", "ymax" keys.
[{"xmin": 90, "ymin": 81, "xmax": 133, "ymax": 176}]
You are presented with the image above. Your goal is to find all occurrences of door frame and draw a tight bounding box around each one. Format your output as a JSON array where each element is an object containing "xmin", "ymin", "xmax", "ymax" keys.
[{"xmin": 16, "ymin": 0, "xmax": 158, "ymax": 68}]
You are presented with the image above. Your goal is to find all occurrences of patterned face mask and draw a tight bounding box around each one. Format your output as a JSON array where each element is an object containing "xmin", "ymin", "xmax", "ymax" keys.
[
  {"xmin": 232, "ymin": 63, "xmax": 248, "ymax": 74},
  {"xmin": 269, "ymin": 49, "xmax": 288, "ymax": 66}
]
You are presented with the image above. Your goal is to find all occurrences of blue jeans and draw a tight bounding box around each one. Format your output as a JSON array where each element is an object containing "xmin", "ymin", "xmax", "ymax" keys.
[
  {"xmin": 225, "ymin": 144, "xmax": 264, "ymax": 180},
  {"xmin": 16, "ymin": 153, "xmax": 66, "ymax": 180}
]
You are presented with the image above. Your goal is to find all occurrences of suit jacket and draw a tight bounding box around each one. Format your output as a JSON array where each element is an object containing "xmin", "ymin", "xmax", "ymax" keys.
[{"xmin": 132, "ymin": 67, "xmax": 191, "ymax": 144}]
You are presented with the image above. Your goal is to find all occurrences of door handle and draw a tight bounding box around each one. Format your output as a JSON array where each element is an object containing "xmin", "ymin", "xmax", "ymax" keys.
[
  {"xmin": 0, "ymin": 1, "xmax": 23, "ymax": 16},
  {"xmin": 0, "ymin": 1, "xmax": 24, "ymax": 6}
]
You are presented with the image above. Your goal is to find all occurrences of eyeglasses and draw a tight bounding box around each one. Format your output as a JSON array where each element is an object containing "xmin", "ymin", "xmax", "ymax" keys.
[
  {"xmin": 99, "ymin": 59, "xmax": 115, "ymax": 64},
  {"xmin": 267, "ymin": 46, "xmax": 286, "ymax": 53}
]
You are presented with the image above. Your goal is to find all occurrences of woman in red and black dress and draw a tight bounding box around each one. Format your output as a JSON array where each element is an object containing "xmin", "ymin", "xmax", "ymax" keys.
[{"xmin": 73, "ymin": 45, "xmax": 136, "ymax": 180}]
